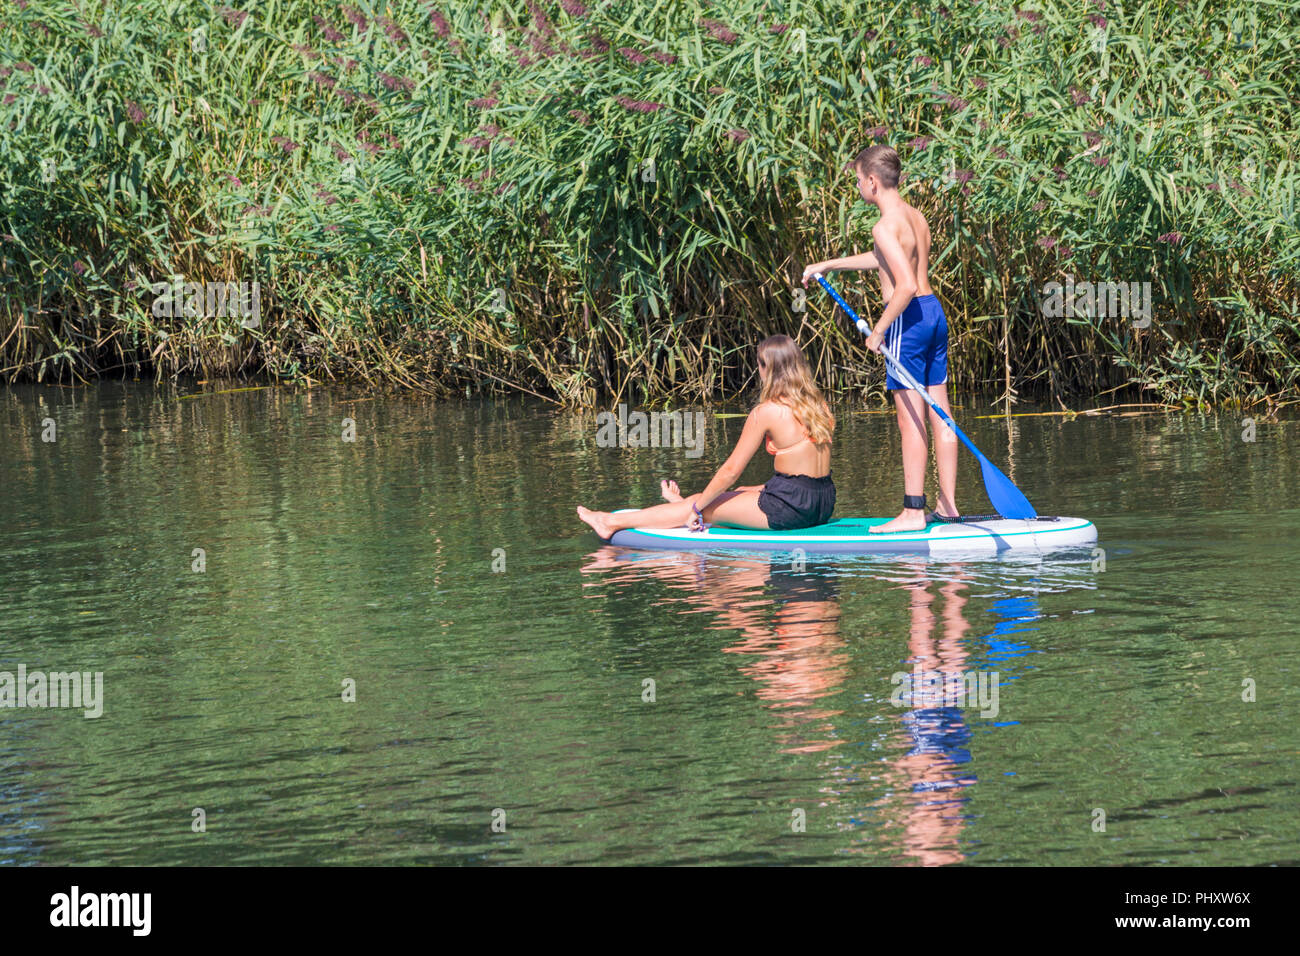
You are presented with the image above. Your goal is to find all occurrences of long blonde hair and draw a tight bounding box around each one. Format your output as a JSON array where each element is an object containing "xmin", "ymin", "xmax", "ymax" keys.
[{"xmin": 756, "ymin": 335, "xmax": 835, "ymax": 443}]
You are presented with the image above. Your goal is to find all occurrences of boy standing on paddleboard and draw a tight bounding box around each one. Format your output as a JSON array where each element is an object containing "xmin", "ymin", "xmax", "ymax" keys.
[{"xmin": 802, "ymin": 144, "xmax": 958, "ymax": 533}]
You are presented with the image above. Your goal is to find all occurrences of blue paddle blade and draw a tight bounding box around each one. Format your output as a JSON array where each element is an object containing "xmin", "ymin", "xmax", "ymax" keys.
[{"xmin": 977, "ymin": 454, "xmax": 1038, "ymax": 519}]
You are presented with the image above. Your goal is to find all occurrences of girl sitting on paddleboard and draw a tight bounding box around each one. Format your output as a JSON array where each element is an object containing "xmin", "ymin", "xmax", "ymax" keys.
[{"xmin": 577, "ymin": 335, "xmax": 836, "ymax": 540}]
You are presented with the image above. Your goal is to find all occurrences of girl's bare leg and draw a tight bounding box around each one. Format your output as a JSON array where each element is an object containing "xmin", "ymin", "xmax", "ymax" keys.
[
  {"xmin": 703, "ymin": 490, "xmax": 768, "ymax": 529},
  {"xmin": 578, "ymin": 490, "xmax": 764, "ymax": 539},
  {"xmin": 577, "ymin": 495, "xmax": 701, "ymax": 540}
]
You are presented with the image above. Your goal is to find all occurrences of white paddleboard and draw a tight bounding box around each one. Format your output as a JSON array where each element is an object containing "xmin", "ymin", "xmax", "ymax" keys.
[{"xmin": 606, "ymin": 514, "xmax": 1098, "ymax": 554}]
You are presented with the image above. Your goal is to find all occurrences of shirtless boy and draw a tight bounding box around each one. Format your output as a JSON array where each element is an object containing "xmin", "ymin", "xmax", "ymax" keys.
[{"xmin": 802, "ymin": 144, "xmax": 958, "ymax": 533}]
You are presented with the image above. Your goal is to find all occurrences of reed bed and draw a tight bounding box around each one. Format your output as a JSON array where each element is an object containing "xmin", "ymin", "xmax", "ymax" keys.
[{"xmin": 2, "ymin": 0, "xmax": 1297, "ymax": 405}]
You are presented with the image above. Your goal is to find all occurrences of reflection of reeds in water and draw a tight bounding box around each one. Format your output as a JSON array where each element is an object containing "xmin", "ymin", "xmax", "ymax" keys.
[{"xmin": 2, "ymin": 2, "xmax": 1296, "ymax": 404}]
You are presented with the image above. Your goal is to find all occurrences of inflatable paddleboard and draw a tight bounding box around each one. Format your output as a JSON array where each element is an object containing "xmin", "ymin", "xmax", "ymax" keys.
[{"xmin": 606, "ymin": 513, "xmax": 1097, "ymax": 555}]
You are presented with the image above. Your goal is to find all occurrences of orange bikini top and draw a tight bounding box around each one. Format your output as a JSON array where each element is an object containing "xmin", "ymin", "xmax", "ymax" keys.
[
  {"xmin": 765, "ymin": 406, "xmax": 825, "ymax": 456},
  {"xmin": 766, "ymin": 433, "xmax": 814, "ymax": 456}
]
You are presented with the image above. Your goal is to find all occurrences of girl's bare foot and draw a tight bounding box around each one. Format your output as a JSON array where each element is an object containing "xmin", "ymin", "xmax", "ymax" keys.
[
  {"xmin": 660, "ymin": 479, "xmax": 682, "ymax": 502},
  {"xmin": 577, "ymin": 506, "xmax": 617, "ymax": 541},
  {"xmin": 869, "ymin": 509, "xmax": 929, "ymax": 534}
]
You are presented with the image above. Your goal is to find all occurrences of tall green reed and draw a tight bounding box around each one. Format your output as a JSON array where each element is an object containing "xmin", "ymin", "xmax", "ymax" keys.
[{"xmin": 1, "ymin": 0, "xmax": 1296, "ymax": 405}]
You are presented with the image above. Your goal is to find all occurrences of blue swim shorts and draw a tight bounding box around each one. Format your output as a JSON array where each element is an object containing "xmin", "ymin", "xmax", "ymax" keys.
[{"xmin": 883, "ymin": 294, "xmax": 948, "ymax": 391}]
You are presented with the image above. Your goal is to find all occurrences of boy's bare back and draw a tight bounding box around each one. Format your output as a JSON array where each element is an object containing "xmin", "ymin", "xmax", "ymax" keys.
[{"xmin": 873, "ymin": 201, "xmax": 933, "ymax": 305}]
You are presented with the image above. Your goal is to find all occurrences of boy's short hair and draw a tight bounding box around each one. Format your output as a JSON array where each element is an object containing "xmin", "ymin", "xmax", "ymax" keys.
[{"xmin": 854, "ymin": 144, "xmax": 900, "ymax": 189}]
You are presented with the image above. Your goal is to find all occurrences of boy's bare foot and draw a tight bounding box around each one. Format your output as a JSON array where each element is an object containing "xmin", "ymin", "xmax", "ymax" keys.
[
  {"xmin": 577, "ymin": 506, "xmax": 616, "ymax": 540},
  {"xmin": 870, "ymin": 509, "xmax": 929, "ymax": 534},
  {"xmin": 660, "ymin": 479, "xmax": 682, "ymax": 502},
  {"xmin": 931, "ymin": 495, "xmax": 959, "ymax": 520}
]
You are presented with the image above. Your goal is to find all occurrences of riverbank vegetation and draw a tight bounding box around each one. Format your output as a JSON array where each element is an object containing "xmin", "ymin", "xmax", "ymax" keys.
[{"xmin": 2, "ymin": 0, "xmax": 1297, "ymax": 406}]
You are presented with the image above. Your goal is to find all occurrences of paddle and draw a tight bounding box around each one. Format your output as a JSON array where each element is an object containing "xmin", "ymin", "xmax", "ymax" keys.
[{"xmin": 814, "ymin": 274, "xmax": 1038, "ymax": 520}]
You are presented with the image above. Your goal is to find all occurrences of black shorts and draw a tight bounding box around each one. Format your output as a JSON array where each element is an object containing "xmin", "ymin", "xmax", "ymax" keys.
[
  {"xmin": 768, "ymin": 567, "xmax": 841, "ymax": 603},
  {"xmin": 757, "ymin": 471, "xmax": 836, "ymax": 531}
]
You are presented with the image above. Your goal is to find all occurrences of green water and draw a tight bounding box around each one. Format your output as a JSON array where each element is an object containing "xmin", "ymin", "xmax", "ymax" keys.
[{"xmin": 1, "ymin": 382, "xmax": 1296, "ymax": 865}]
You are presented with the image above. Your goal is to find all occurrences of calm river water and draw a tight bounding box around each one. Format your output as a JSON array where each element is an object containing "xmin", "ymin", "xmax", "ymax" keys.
[{"xmin": 1, "ymin": 382, "xmax": 1296, "ymax": 865}]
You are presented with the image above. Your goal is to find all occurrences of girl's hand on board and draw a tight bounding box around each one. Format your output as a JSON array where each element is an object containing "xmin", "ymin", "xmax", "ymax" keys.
[{"xmin": 688, "ymin": 503, "xmax": 706, "ymax": 532}]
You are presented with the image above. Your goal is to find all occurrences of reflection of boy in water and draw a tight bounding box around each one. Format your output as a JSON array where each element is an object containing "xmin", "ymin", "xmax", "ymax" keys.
[
  {"xmin": 901, "ymin": 708, "xmax": 973, "ymax": 782},
  {"xmin": 882, "ymin": 564, "xmax": 977, "ymax": 866}
]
